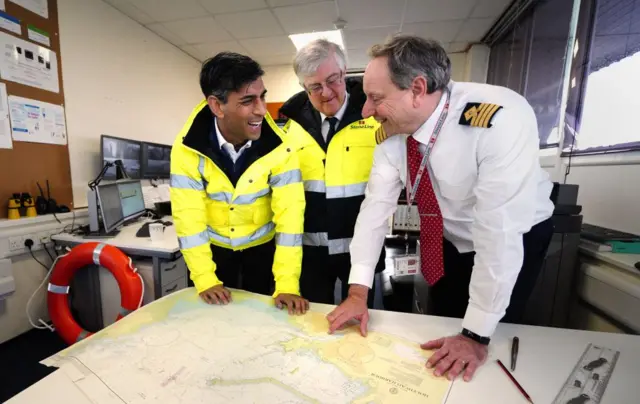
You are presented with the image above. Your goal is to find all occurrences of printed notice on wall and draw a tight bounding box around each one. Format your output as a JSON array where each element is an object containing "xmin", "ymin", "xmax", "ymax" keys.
[
  {"xmin": 0, "ymin": 31, "xmax": 59, "ymax": 93},
  {"xmin": 27, "ymin": 24, "xmax": 49, "ymax": 47},
  {"xmin": 0, "ymin": 10, "xmax": 20, "ymax": 35},
  {"xmin": 0, "ymin": 83, "xmax": 11, "ymax": 149},
  {"xmin": 8, "ymin": 96, "xmax": 67, "ymax": 145},
  {"xmin": 0, "ymin": 1, "xmax": 5, "ymax": 11},
  {"xmin": 9, "ymin": 0, "xmax": 47, "ymax": 19}
]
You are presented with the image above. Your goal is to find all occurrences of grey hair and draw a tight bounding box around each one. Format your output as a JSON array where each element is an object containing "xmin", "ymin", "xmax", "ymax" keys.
[
  {"xmin": 368, "ymin": 34, "xmax": 451, "ymax": 94},
  {"xmin": 293, "ymin": 39, "xmax": 347, "ymax": 85}
]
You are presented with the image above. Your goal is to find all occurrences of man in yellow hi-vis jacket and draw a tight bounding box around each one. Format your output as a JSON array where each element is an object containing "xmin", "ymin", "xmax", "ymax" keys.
[{"xmin": 170, "ymin": 52, "xmax": 308, "ymax": 314}]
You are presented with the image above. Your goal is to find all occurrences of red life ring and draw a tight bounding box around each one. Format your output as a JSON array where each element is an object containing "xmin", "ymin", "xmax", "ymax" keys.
[{"xmin": 47, "ymin": 242, "xmax": 143, "ymax": 345}]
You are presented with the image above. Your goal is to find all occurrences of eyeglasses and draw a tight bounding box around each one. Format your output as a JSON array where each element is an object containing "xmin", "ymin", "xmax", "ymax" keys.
[{"xmin": 305, "ymin": 72, "xmax": 344, "ymax": 95}]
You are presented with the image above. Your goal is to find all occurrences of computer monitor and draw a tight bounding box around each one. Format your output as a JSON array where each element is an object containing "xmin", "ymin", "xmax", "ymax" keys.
[
  {"xmin": 141, "ymin": 142, "xmax": 171, "ymax": 179},
  {"xmin": 95, "ymin": 180, "xmax": 146, "ymax": 234},
  {"xmin": 95, "ymin": 183, "xmax": 125, "ymax": 234},
  {"xmin": 101, "ymin": 135, "xmax": 141, "ymax": 179}
]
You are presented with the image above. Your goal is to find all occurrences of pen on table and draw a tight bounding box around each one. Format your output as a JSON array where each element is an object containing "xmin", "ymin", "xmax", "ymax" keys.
[
  {"xmin": 496, "ymin": 359, "xmax": 533, "ymax": 404},
  {"xmin": 511, "ymin": 336, "xmax": 519, "ymax": 371}
]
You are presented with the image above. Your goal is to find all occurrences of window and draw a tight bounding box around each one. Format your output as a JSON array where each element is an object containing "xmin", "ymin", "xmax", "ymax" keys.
[
  {"xmin": 486, "ymin": 0, "xmax": 574, "ymax": 148},
  {"xmin": 563, "ymin": 0, "xmax": 640, "ymax": 154}
]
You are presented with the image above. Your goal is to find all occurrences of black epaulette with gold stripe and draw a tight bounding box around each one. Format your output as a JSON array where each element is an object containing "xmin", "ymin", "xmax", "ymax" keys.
[
  {"xmin": 375, "ymin": 126, "xmax": 388, "ymax": 144},
  {"xmin": 459, "ymin": 102, "xmax": 503, "ymax": 128}
]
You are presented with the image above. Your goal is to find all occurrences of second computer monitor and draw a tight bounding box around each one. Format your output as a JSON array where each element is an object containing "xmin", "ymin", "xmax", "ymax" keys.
[
  {"xmin": 141, "ymin": 142, "xmax": 171, "ymax": 179},
  {"xmin": 96, "ymin": 180, "xmax": 146, "ymax": 234},
  {"xmin": 101, "ymin": 135, "xmax": 141, "ymax": 179}
]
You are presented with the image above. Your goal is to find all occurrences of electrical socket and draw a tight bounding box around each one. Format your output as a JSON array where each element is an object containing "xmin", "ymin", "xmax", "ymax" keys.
[
  {"xmin": 24, "ymin": 234, "xmax": 40, "ymax": 250},
  {"xmin": 8, "ymin": 236, "xmax": 24, "ymax": 252}
]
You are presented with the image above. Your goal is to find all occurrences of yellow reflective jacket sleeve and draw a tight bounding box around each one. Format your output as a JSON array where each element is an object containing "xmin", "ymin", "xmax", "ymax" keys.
[
  {"xmin": 170, "ymin": 146, "xmax": 221, "ymax": 294},
  {"xmin": 269, "ymin": 146, "xmax": 305, "ymax": 297}
]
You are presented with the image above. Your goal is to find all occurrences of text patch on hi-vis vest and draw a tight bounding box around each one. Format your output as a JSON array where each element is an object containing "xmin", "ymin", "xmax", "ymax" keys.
[
  {"xmin": 350, "ymin": 120, "xmax": 375, "ymax": 130},
  {"xmin": 459, "ymin": 103, "xmax": 503, "ymax": 128}
]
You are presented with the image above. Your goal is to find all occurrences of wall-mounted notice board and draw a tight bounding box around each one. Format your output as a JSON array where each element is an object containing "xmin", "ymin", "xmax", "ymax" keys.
[{"xmin": 0, "ymin": 0, "xmax": 72, "ymax": 218}]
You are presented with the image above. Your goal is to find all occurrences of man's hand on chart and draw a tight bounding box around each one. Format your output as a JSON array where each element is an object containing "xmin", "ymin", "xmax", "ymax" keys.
[
  {"xmin": 326, "ymin": 284, "xmax": 370, "ymax": 337},
  {"xmin": 199, "ymin": 285, "xmax": 232, "ymax": 305},
  {"xmin": 274, "ymin": 294, "xmax": 309, "ymax": 315},
  {"xmin": 421, "ymin": 334, "xmax": 488, "ymax": 382}
]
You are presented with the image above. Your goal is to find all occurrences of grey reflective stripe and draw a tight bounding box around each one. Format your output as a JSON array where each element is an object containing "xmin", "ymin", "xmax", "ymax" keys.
[
  {"xmin": 328, "ymin": 238, "xmax": 352, "ymax": 255},
  {"xmin": 303, "ymin": 232, "xmax": 328, "ymax": 247},
  {"xmin": 275, "ymin": 232, "xmax": 303, "ymax": 247},
  {"xmin": 269, "ymin": 169, "xmax": 302, "ymax": 187},
  {"xmin": 326, "ymin": 182, "xmax": 367, "ymax": 199},
  {"xmin": 76, "ymin": 330, "xmax": 90, "ymax": 343},
  {"xmin": 93, "ymin": 243, "xmax": 106, "ymax": 265},
  {"xmin": 208, "ymin": 191, "xmax": 233, "ymax": 203},
  {"xmin": 170, "ymin": 174, "xmax": 204, "ymax": 191},
  {"xmin": 208, "ymin": 222, "xmax": 275, "ymax": 248},
  {"xmin": 178, "ymin": 230, "xmax": 210, "ymax": 250},
  {"xmin": 233, "ymin": 188, "xmax": 270, "ymax": 205},
  {"xmin": 47, "ymin": 283, "xmax": 69, "ymax": 294},
  {"xmin": 304, "ymin": 180, "xmax": 326, "ymax": 193},
  {"xmin": 198, "ymin": 156, "xmax": 208, "ymax": 189},
  {"xmin": 119, "ymin": 307, "xmax": 133, "ymax": 317}
]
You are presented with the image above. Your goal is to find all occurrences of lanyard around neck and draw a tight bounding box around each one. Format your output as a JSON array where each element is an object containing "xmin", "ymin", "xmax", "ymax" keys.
[{"xmin": 406, "ymin": 89, "xmax": 451, "ymax": 207}]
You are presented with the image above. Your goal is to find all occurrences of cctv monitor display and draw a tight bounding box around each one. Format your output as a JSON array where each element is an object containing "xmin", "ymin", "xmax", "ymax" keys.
[
  {"xmin": 101, "ymin": 135, "xmax": 141, "ymax": 179},
  {"xmin": 141, "ymin": 142, "xmax": 171, "ymax": 179},
  {"xmin": 118, "ymin": 181, "xmax": 145, "ymax": 220}
]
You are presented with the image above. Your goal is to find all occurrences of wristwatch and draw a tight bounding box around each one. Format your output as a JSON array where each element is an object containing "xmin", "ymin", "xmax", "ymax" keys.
[{"xmin": 461, "ymin": 328, "xmax": 491, "ymax": 345}]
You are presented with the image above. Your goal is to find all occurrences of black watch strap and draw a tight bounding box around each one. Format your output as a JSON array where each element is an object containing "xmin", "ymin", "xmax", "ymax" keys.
[{"xmin": 461, "ymin": 328, "xmax": 490, "ymax": 345}]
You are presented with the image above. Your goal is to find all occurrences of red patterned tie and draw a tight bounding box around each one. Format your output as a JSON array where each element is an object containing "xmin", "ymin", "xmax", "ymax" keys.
[{"xmin": 406, "ymin": 136, "xmax": 445, "ymax": 286}]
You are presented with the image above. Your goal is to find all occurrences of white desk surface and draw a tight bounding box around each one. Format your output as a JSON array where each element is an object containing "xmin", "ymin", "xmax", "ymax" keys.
[
  {"xmin": 8, "ymin": 295, "xmax": 640, "ymax": 404},
  {"xmin": 51, "ymin": 217, "xmax": 180, "ymax": 257},
  {"xmin": 579, "ymin": 245, "xmax": 640, "ymax": 278}
]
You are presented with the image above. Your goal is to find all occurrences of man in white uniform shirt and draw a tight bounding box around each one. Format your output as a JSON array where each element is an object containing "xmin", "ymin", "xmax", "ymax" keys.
[{"xmin": 327, "ymin": 35, "xmax": 555, "ymax": 382}]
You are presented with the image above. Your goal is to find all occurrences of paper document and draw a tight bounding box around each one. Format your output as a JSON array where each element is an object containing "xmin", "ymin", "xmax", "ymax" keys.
[
  {"xmin": 44, "ymin": 289, "xmax": 453, "ymax": 404},
  {"xmin": 9, "ymin": 0, "xmax": 48, "ymax": 19},
  {"xmin": 0, "ymin": 1, "xmax": 5, "ymax": 11},
  {"xmin": 0, "ymin": 10, "xmax": 21, "ymax": 34},
  {"xmin": 0, "ymin": 31, "xmax": 59, "ymax": 93},
  {"xmin": 27, "ymin": 24, "xmax": 49, "ymax": 47},
  {"xmin": 9, "ymin": 95, "xmax": 67, "ymax": 145},
  {"xmin": 0, "ymin": 83, "xmax": 11, "ymax": 149}
]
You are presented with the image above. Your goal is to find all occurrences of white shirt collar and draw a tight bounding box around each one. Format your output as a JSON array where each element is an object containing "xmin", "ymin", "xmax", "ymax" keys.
[
  {"xmin": 215, "ymin": 118, "xmax": 252, "ymax": 152},
  {"xmin": 319, "ymin": 92, "xmax": 350, "ymax": 124},
  {"xmin": 412, "ymin": 85, "xmax": 450, "ymax": 144}
]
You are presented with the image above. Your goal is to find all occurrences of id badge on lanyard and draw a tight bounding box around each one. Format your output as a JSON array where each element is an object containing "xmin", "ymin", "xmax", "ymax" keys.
[{"xmin": 393, "ymin": 90, "xmax": 450, "ymax": 277}]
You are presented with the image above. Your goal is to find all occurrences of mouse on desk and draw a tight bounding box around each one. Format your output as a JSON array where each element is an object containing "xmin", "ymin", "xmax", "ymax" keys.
[
  {"xmin": 135, "ymin": 220, "xmax": 173, "ymax": 238},
  {"xmin": 635, "ymin": 261, "xmax": 640, "ymax": 271}
]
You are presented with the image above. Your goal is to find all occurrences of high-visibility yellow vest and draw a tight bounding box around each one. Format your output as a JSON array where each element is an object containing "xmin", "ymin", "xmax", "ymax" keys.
[
  {"xmin": 284, "ymin": 117, "xmax": 382, "ymax": 255},
  {"xmin": 170, "ymin": 101, "xmax": 305, "ymax": 296}
]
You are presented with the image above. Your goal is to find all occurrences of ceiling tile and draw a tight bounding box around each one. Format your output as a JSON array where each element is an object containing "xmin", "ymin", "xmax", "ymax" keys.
[
  {"xmin": 274, "ymin": 2, "xmax": 336, "ymax": 34},
  {"xmin": 345, "ymin": 48, "xmax": 371, "ymax": 70},
  {"xmin": 129, "ymin": 0, "xmax": 208, "ymax": 22},
  {"xmin": 179, "ymin": 45, "xmax": 203, "ymax": 60},
  {"xmin": 343, "ymin": 26, "xmax": 399, "ymax": 50},
  {"xmin": 455, "ymin": 17, "xmax": 494, "ymax": 41},
  {"xmin": 448, "ymin": 41, "xmax": 469, "ymax": 52},
  {"xmin": 105, "ymin": 0, "xmax": 155, "ymax": 24},
  {"xmin": 253, "ymin": 53, "xmax": 296, "ymax": 66},
  {"xmin": 472, "ymin": 0, "xmax": 512, "ymax": 18},
  {"xmin": 163, "ymin": 17, "xmax": 232, "ymax": 44},
  {"xmin": 240, "ymin": 36, "xmax": 297, "ymax": 56},
  {"xmin": 146, "ymin": 22, "xmax": 188, "ymax": 46},
  {"xmin": 188, "ymin": 41, "xmax": 250, "ymax": 61},
  {"xmin": 401, "ymin": 20, "xmax": 463, "ymax": 44},
  {"xmin": 267, "ymin": 0, "xmax": 322, "ymax": 6},
  {"xmin": 216, "ymin": 9, "xmax": 285, "ymax": 39},
  {"xmin": 338, "ymin": 0, "xmax": 403, "ymax": 29},
  {"xmin": 404, "ymin": 0, "xmax": 476, "ymax": 24},
  {"xmin": 199, "ymin": 0, "xmax": 268, "ymax": 14}
]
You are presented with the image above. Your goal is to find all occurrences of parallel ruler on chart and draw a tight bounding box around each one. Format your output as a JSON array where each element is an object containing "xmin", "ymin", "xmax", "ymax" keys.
[{"xmin": 552, "ymin": 343, "xmax": 619, "ymax": 404}]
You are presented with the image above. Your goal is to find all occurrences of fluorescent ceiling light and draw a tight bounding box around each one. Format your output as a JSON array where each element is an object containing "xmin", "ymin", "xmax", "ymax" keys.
[{"xmin": 289, "ymin": 30, "xmax": 344, "ymax": 51}]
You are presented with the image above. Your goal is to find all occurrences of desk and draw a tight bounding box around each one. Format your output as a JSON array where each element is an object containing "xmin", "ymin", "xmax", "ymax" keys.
[
  {"xmin": 51, "ymin": 217, "xmax": 188, "ymax": 328},
  {"xmin": 7, "ymin": 290, "xmax": 640, "ymax": 404}
]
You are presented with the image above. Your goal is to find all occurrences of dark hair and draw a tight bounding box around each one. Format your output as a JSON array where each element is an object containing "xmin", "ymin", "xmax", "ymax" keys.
[
  {"xmin": 199, "ymin": 52, "xmax": 265, "ymax": 103},
  {"xmin": 369, "ymin": 34, "xmax": 451, "ymax": 94}
]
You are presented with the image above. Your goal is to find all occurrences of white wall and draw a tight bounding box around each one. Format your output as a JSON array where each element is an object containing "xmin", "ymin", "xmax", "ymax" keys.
[
  {"xmin": 262, "ymin": 65, "xmax": 301, "ymax": 103},
  {"xmin": 58, "ymin": 0, "xmax": 203, "ymax": 208},
  {"xmin": 542, "ymin": 153, "xmax": 640, "ymax": 235}
]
